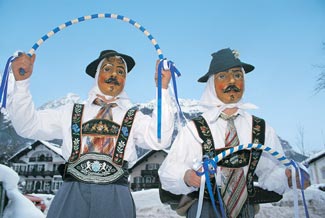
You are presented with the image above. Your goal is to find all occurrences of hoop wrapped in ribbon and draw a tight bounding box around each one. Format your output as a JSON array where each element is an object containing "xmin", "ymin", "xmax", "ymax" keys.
[
  {"xmin": 0, "ymin": 13, "xmax": 182, "ymax": 141},
  {"xmin": 194, "ymin": 143, "xmax": 310, "ymax": 218}
]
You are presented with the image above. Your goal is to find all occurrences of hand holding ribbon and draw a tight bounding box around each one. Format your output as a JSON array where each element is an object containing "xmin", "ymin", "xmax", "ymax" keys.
[
  {"xmin": 0, "ymin": 51, "xmax": 35, "ymax": 109},
  {"xmin": 11, "ymin": 52, "xmax": 36, "ymax": 80},
  {"xmin": 156, "ymin": 59, "xmax": 181, "ymax": 142}
]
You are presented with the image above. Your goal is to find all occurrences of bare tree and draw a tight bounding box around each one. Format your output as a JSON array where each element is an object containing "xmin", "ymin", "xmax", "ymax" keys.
[
  {"xmin": 314, "ymin": 70, "xmax": 325, "ymax": 93},
  {"xmin": 314, "ymin": 42, "xmax": 325, "ymax": 93},
  {"xmin": 295, "ymin": 124, "xmax": 306, "ymax": 156}
]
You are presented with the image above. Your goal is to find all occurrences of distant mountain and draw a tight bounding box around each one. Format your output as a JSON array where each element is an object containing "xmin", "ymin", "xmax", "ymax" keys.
[
  {"xmin": 0, "ymin": 93, "xmax": 308, "ymax": 163},
  {"xmin": 279, "ymin": 137, "xmax": 308, "ymax": 162}
]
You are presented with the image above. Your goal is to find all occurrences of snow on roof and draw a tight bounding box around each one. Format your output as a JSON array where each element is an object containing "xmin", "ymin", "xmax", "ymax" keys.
[
  {"xmin": 39, "ymin": 140, "xmax": 62, "ymax": 156},
  {"xmin": 304, "ymin": 149, "xmax": 325, "ymax": 164}
]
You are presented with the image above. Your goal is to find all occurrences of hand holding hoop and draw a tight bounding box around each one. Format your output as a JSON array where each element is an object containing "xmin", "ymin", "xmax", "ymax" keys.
[
  {"xmin": 11, "ymin": 52, "xmax": 35, "ymax": 80},
  {"xmin": 1, "ymin": 13, "xmax": 183, "ymax": 142}
]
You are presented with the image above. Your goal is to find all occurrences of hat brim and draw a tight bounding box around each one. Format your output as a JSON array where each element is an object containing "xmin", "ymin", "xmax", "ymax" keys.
[
  {"xmin": 86, "ymin": 53, "xmax": 135, "ymax": 78},
  {"xmin": 198, "ymin": 62, "xmax": 255, "ymax": 83}
]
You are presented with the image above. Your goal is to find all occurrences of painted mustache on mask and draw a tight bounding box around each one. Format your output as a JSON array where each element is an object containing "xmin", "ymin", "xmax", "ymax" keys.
[
  {"xmin": 105, "ymin": 77, "xmax": 120, "ymax": 86},
  {"xmin": 223, "ymin": 85, "xmax": 241, "ymax": 93}
]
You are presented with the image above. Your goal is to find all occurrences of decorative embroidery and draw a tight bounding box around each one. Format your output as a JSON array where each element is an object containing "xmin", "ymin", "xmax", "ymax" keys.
[
  {"xmin": 246, "ymin": 115, "xmax": 265, "ymax": 197},
  {"xmin": 216, "ymin": 149, "xmax": 250, "ymax": 168},
  {"xmin": 192, "ymin": 116, "xmax": 214, "ymax": 157},
  {"xmin": 69, "ymin": 104, "xmax": 84, "ymax": 163},
  {"xmin": 113, "ymin": 107, "xmax": 138, "ymax": 165},
  {"xmin": 82, "ymin": 119, "xmax": 120, "ymax": 136},
  {"xmin": 66, "ymin": 153, "xmax": 125, "ymax": 184},
  {"xmin": 69, "ymin": 104, "xmax": 137, "ymax": 169},
  {"xmin": 192, "ymin": 115, "xmax": 266, "ymax": 199}
]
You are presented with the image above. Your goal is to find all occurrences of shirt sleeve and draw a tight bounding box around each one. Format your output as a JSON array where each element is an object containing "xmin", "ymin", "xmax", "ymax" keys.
[
  {"xmin": 132, "ymin": 88, "xmax": 176, "ymax": 150},
  {"xmin": 255, "ymin": 124, "xmax": 290, "ymax": 194},
  {"xmin": 6, "ymin": 79, "xmax": 67, "ymax": 140},
  {"xmin": 158, "ymin": 122, "xmax": 202, "ymax": 195}
]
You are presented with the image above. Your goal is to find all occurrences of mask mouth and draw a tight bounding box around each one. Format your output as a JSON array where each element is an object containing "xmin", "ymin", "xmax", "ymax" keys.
[
  {"xmin": 105, "ymin": 77, "xmax": 120, "ymax": 86},
  {"xmin": 223, "ymin": 85, "xmax": 241, "ymax": 93}
]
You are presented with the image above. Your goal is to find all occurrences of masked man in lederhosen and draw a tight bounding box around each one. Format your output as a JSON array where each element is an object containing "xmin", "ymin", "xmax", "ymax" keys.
[
  {"xmin": 159, "ymin": 48, "xmax": 310, "ymax": 218},
  {"xmin": 9, "ymin": 49, "xmax": 175, "ymax": 218}
]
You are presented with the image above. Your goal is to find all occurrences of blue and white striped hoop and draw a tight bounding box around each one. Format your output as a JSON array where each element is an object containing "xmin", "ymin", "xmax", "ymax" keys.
[
  {"xmin": 26, "ymin": 13, "xmax": 164, "ymax": 58},
  {"xmin": 1, "ymin": 13, "xmax": 182, "ymax": 141}
]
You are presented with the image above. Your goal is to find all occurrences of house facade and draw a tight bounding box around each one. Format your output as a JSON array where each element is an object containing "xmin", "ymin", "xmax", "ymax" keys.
[
  {"xmin": 8, "ymin": 139, "xmax": 169, "ymax": 193},
  {"xmin": 8, "ymin": 140, "xmax": 65, "ymax": 194},
  {"xmin": 129, "ymin": 150, "xmax": 167, "ymax": 191},
  {"xmin": 304, "ymin": 150, "xmax": 325, "ymax": 184}
]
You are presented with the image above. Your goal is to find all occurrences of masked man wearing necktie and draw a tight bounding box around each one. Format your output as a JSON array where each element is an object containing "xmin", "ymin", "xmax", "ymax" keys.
[
  {"xmin": 9, "ymin": 49, "xmax": 175, "ymax": 218},
  {"xmin": 159, "ymin": 48, "xmax": 310, "ymax": 218}
]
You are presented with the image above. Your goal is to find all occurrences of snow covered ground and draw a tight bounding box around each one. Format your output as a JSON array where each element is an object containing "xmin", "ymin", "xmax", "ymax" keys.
[{"xmin": 1, "ymin": 164, "xmax": 325, "ymax": 218}]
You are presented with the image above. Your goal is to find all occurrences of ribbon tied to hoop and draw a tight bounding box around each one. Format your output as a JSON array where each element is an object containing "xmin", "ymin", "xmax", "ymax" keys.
[
  {"xmin": 195, "ymin": 155, "xmax": 226, "ymax": 218},
  {"xmin": 193, "ymin": 144, "xmax": 310, "ymax": 218}
]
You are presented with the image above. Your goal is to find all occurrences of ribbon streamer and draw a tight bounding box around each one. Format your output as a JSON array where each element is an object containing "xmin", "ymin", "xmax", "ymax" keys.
[
  {"xmin": 194, "ymin": 143, "xmax": 310, "ymax": 218},
  {"xmin": 0, "ymin": 13, "xmax": 183, "ymax": 141}
]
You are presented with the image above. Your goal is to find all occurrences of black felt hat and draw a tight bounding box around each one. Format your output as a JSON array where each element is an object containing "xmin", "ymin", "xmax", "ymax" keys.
[
  {"xmin": 198, "ymin": 48, "xmax": 254, "ymax": 83},
  {"xmin": 86, "ymin": 50, "xmax": 135, "ymax": 78}
]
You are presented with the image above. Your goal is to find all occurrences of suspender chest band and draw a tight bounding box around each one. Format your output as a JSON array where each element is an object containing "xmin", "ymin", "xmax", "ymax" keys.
[
  {"xmin": 112, "ymin": 107, "xmax": 138, "ymax": 166},
  {"xmin": 246, "ymin": 115, "xmax": 265, "ymax": 197},
  {"xmin": 69, "ymin": 103, "xmax": 84, "ymax": 162},
  {"xmin": 64, "ymin": 153, "xmax": 127, "ymax": 184},
  {"xmin": 82, "ymin": 119, "xmax": 120, "ymax": 136}
]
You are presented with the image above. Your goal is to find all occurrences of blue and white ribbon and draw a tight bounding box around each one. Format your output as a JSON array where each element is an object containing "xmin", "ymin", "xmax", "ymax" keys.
[
  {"xmin": 194, "ymin": 143, "xmax": 310, "ymax": 218},
  {"xmin": 0, "ymin": 13, "xmax": 183, "ymax": 141}
]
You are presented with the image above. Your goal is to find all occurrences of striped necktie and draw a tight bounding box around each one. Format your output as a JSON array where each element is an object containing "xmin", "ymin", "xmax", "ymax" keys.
[
  {"xmin": 83, "ymin": 98, "xmax": 117, "ymax": 155},
  {"xmin": 220, "ymin": 113, "xmax": 247, "ymax": 218}
]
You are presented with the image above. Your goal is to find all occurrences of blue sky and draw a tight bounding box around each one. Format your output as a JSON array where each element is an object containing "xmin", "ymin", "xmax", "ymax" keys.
[{"xmin": 1, "ymin": 0, "xmax": 324, "ymax": 154}]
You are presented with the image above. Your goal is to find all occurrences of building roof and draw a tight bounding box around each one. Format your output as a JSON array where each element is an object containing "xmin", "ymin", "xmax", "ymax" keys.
[
  {"xmin": 8, "ymin": 140, "xmax": 63, "ymax": 161},
  {"xmin": 304, "ymin": 149, "xmax": 325, "ymax": 164},
  {"xmin": 130, "ymin": 149, "xmax": 168, "ymax": 169}
]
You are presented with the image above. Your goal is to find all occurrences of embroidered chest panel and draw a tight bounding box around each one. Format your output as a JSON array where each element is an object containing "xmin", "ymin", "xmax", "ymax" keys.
[
  {"xmin": 82, "ymin": 119, "xmax": 120, "ymax": 136},
  {"xmin": 192, "ymin": 114, "xmax": 265, "ymax": 196},
  {"xmin": 69, "ymin": 103, "xmax": 137, "ymax": 166}
]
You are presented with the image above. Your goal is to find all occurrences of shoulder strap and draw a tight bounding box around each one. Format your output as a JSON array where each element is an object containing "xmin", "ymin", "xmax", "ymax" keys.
[
  {"xmin": 112, "ymin": 106, "xmax": 138, "ymax": 166},
  {"xmin": 69, "ymin": 103, "xmax": 84, "ymax": 163},
  {"xmin": 247, "ymin": 115, "xmax": 265, "ymax": 197},
  {"xmin": 192, "ymin": 115, "xmax": 214, "ymax": 157}
]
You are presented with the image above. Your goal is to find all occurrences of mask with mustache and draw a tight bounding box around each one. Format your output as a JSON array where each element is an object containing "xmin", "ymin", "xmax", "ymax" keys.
[
  {"xmin": 105, "ymin": 77, "xmax": 120, "ymax": 86},
  {"xmin": 223, "ymin": 85, "xmax": 241, "ymax": 93}
]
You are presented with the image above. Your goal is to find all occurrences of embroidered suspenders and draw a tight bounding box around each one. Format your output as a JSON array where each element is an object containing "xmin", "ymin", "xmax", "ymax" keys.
[
  {"xmin": 70, "ymin": 103, "xmax": 84, "ymax": 162},
  {"xmin": 192, "ymin": 115, "xmax": 265, "ymax": 195},
  {"xmin": 64, "ymin": 103, "xmax": 138, "ymax": 184},
  {"xmin": 247, "ymin": 115, "xmax": 264, "ymax": 197}
]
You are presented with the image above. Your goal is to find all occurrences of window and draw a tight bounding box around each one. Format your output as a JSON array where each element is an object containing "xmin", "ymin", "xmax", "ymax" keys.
[
  {"xmin": 145, "ymin": 177, "xmax": 152, "ymax": 183},
  {"xmin": 146, "ymin": 163, "xmax": 159, "ymax": 170},
  {"xmin": 321, "ymin": 167, "xmax": 325, "ymax": 179},
  {"xmin": 134, "ymin": 177, "xmax": 143, "ymax": 183}
]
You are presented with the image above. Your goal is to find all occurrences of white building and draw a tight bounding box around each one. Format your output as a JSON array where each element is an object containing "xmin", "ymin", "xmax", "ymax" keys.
[
  {"xmin": 129, "ymin": 150, "xmax": 167, "ymax": 191},
  {"xmin": 8, "ymin": 140, "xmax": 65, "ymax": 194},
  {"xmin": 304, "ymin": 150, "xmax": 325, "ymax": 184},
  {"xmin": 7, "ymin": 139, "xmax": 169, "ymax": 194}
]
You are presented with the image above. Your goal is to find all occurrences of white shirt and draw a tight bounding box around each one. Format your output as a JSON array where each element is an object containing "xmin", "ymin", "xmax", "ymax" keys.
[
  {"xmin": 7, "ymin": 79, "xmax": 175, "ymax": 167},
  {"xmin": 158, "ymin": 108, "xmax": 289, "ymax": 195}
]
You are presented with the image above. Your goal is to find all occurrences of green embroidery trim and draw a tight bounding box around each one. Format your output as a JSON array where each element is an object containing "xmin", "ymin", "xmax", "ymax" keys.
[
  {"xmin": 112, "ymin": 107, "xmax": 138, "ymax": 166},
  {"xmin": 192, "ymin": 116, "xmax": 215, "ymax": 158},
  {"xmin": 69, "ymin": 103, "xmax": 84, "ymax": 163},
  {"xmin": 82, "ymin": 119, "xmax": 120, "ymax": 136},
  {"xmin": 246, "ymin": 115, "xmax": 265, "ymax": 197}
]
